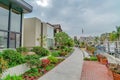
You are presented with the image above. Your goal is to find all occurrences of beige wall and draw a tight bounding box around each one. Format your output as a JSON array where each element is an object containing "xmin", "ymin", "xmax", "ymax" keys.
[
  {"xmin": 42, "ymin": 22, "xmax": 47, "ymax": 48},
  {"xmin": 23, "ymin": 17, "xmax": 41, "ymax": 48},
  {"xmin": 23, "ymin": 17, "xmax": 54, "ymax": 49},
  {"xmin": 35, "ymin": 18, "xmax": 41, "ymax": 46}
]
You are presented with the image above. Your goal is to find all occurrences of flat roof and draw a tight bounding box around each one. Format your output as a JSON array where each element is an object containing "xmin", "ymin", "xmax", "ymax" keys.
[{"xmin": 0, "ymin": 0, "xmax": 33, "ymax": 14}]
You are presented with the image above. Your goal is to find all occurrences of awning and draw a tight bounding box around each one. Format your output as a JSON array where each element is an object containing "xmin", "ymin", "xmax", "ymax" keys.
[{"xmin": 0, "ymin": 0, "xmax": 33, "ymax": 13}]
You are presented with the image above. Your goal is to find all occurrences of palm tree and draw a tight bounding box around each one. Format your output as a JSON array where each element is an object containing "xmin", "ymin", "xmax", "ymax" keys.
[
  {"xmin": 109, "ymin": 31, "xmax": 117, "ymax": 41},
  {"xmin": 94, "ymin": 36, "xmax": 99, "ymax": 44},
  {"xmin": 115, "ymin": 26, "xmax": 120, "ymax": 53},
  {"xmin": 116, "ymin": 26, "xmax": 120, "ymax": 40}
]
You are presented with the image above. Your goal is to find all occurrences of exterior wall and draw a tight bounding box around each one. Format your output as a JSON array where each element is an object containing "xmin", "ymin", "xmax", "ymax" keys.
[
  {"xmin": 24, "ymin": 17, "xmax": 54, "ymax": 49},
  {"xmin": 35, "ymin": 18, "xmax": 41, "ymax": 46},
  {"xmin": 24, "ymin": 17, "xmax": 42, "ymax": 48},
  {"xmin": 43, "ymin": 22, "xmax": 47, "ymax": 48},
  {"xmin": 23, "ymin": 18, "xmax": 36, "ymax": 48}
]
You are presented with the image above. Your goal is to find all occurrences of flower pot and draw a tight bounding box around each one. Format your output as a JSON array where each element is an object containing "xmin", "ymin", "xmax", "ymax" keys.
[
  {"xmin": 100, "ymin": 58, "xmax": 108, "ymax": 65},
  {"xmin": 113, "ymin": 71, "xmax": 120, "ymax": 80}
]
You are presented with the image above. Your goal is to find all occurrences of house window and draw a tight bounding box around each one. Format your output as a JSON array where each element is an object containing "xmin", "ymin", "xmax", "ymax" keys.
[
  {"xmin": 47, "ymin": 38, "xmax": 54, "ymax": 48},
  {"xmin": 9, "ymin": 32, "xmax": 20, "ymax": 48},
  {"xmin": 11, "ymin": 10, "xmax": 21, "ymax": 32},
  {"xmin": 16, "ymin": 34, "xmax": 20, "ymax": 48},
  {"xmin": 0, "ymin": 7, "xmax": 8, "ymax": 30},
  {"xmin": 9, "ymin": 32, "xmax": 16, "ymax": 48},
  {"xmin": 0, "ymin": 31, "xmax": 7, "ymax": 49}
]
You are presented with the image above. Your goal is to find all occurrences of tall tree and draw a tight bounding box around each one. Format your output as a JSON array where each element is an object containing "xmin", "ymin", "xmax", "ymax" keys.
[
  {"xmin": 116, "ymin": 26, "xmax": 120, "ymax": 40},
  {"xmin": 109, "ymin": 31, "xmax": 117, "ymax": 41},
  {"xmin": 55, "ymin": 32, "xmax": 74, "ymax": 47}
]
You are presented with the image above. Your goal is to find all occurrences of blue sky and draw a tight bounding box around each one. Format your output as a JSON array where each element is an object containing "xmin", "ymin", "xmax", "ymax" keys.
[{"xmin": 24, "ymin": 0, "xmax": 120, "ymax": 37}]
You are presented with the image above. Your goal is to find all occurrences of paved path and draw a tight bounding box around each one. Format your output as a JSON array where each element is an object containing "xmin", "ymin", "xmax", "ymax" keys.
[
  {"xmin": 38, "ymin": 48, "xmax": 83, "ymax": 80},
  {"xmin": 82, "ymin": 50, "xmax": 90, "ymax": 58},
  {"xmin": 81, "ymin": 61, "xmax": 113, "ymax": 80}
]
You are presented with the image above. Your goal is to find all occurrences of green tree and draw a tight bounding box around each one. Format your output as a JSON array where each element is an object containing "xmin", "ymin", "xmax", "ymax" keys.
[
  {"xmin": 116, "ymin": 26, "xmax": 120, "ymax": 40},
  {"xmin": 37, "ymin": 35, "xmax": 47, "ymax": 47},
  {"xmin": 109, "ymin": 31, "xmax": 117, "ymax": 41},
  {"xmin": 55, "ymin": 32, "xmax": 74, "ymax": 47},
  {"xmin": 94, "ymin": 36, "xmax": 99, "ymax": 44}
]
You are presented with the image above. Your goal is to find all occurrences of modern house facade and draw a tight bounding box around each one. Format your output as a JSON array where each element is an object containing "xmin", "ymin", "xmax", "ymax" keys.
[
  {"xmin": 23, "ymin": 17, "xmax": 54, "ymax": 49},
  {"xmin": 0, "ymin": 0, "xmax": 32, "ymax": 49}
]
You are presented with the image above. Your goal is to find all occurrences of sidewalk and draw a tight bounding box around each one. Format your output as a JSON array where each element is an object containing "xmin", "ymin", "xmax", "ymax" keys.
[
  {"xmin": 81, "ymin": 61, "xmax": 113, "ymax": 80},
  {"xmin": 82, "ymin": 50, "xmax": 90, "ymax": 58},
  {"xmin": 38, "ymin": 48, "xmax": 83, "ymax": 80}
]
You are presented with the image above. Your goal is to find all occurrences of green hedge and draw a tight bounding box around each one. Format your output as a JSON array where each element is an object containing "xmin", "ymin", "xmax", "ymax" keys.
[
  {"xmin": 16, "ymin": 47, "xmax": 29, "ymax": 53},
  {"xmin": 2, "ymin": 49, "xmax": 25, "ymax": 67},
  {"xmin": 31, "ymin": 46, "xmax": 50, "ymax": 57}
]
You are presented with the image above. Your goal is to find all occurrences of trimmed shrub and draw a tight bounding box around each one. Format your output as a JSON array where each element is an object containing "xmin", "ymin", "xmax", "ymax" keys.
[
  {"xmin": 48, "ymin": 56, "xmax": 58, "ymax": 64},
  {"xmin": 46, "ymin": 64, "xmax": 55, "ymax": 71},
  {"xmin": 16, "ymin": 47, "xmax": 29, "ymax": 53},
  {"xmin": 31, "ymin": 46, "xmax": 50, "ymax": 57},
  {"xmin": 51, "ymin": 51, "xmax": 60, "ymax": 57},
  {"xmin": 4, "ymin": 74, "xmax": 23, "ymax": 80},
  {"xmin": 25, "ymin": 55, "xmax": 41, "ymax": 68},
  {"xmin": 2, "ymin": 49, "xmax": 25, "ymax": 67},
  {"xmin": 90, "ymin": 56, "xmax": 98, "ymax": 61},
  {"xmin": 84, "ymin": 57, "xmax": 90, "ymax": 61}
]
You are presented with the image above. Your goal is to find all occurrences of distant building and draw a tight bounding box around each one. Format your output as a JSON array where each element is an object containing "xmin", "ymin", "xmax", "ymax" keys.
[
  {"xmin": 74, "ymin": 36, "xmax": 77, "ymax": 41},
  {"xmin": 52, "ymin": 24, "xmax": 62, "ymax": 34},
  {"xmin": 79, "ymin": 36, "xmax": 95, "ymax": 46}
]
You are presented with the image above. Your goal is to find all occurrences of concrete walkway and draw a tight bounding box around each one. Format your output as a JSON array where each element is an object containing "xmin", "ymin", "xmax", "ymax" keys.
[
  {"xmin": 82, "ymin": 50, "xmax": 90, "ymax": 58},
  {"xmin": 38, "ymin": 48, "xmax": 83, "ymax": 80}
]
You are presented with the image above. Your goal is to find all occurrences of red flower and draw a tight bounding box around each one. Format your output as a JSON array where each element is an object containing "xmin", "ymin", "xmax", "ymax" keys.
[{"xmin": 41, "ymin": 59, "xmax": 50, "ymax": 67}]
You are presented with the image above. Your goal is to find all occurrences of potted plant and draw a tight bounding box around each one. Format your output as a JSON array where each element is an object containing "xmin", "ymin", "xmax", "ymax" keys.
[{"xmin": 99, "ymin": 56, "xmax": 108, "ymax": 65}]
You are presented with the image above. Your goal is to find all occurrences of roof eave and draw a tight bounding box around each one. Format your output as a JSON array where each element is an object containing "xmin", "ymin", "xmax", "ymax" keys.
[{"xmin": 10, "ymin": 0, "xmax": 33, "ymax": 13}]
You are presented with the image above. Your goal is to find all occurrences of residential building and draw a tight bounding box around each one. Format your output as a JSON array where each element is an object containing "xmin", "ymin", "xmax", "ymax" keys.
[
  {"xmin": 74, "ymin": 36, "xmax": 77, "ymax": 41},
  {"xmin": 79, "ymin": 36, "xmax": 95, "ymax": 46},
  {"xmin": 0, "ymin": 0, "xmax": 32, "ymax": 49},
  {"xmin": 52, "ymin": 24, "xmax": 62, "ymax": 34},
  {"xmin": 23, "ymin": 17, "xmax": 54, "ymax": 49}
]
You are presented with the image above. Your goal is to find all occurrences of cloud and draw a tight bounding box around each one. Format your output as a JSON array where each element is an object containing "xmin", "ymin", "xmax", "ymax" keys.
[{"xmin": 24, "ymin": 0, "xmax": 120, "ymax": 37}]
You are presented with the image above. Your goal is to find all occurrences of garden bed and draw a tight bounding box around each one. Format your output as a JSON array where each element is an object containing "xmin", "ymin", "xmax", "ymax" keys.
[
  {"xmin": 22, "ymin": 58, "xmax": 64, "ymax": 80},
  {"xmin": 1, "ymin": 46, "xmax": 74, "ymax": 80}
]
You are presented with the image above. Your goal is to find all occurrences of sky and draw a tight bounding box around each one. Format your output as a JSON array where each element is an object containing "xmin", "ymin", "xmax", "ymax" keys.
[{"xmin": 24, "ymin": 0, "xmax": 120, "ymax": 37}]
